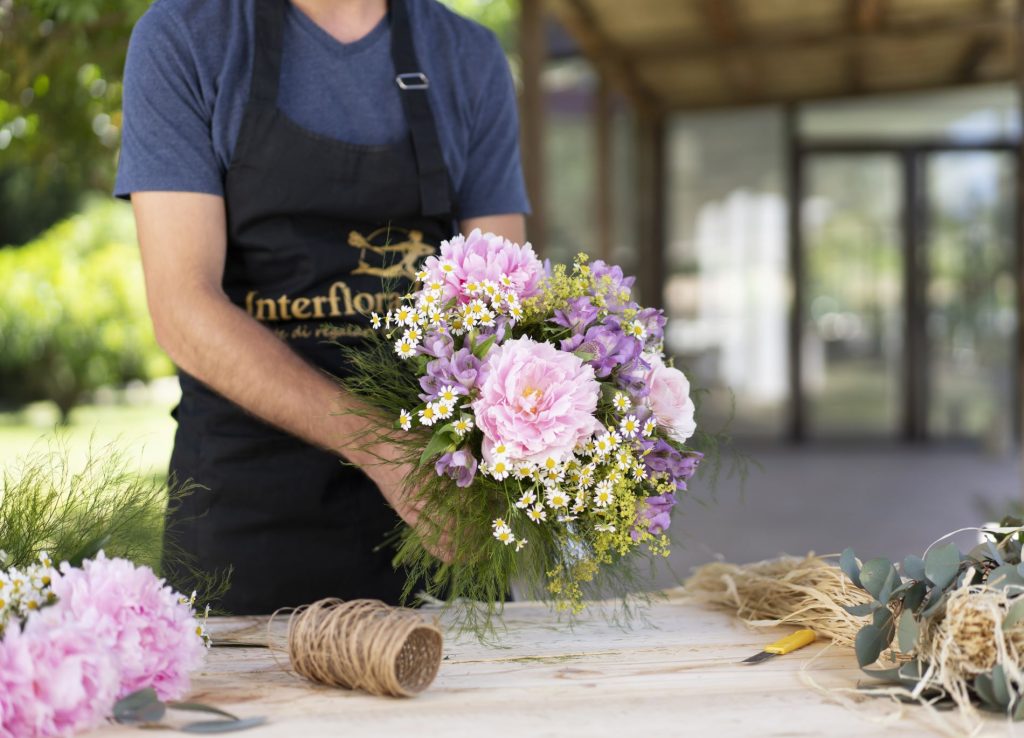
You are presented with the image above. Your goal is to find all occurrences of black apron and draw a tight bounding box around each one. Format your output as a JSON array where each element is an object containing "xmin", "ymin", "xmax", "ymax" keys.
[{"xmin": 165, "ymin": 0, "xmax": 455, "ymax": 615}]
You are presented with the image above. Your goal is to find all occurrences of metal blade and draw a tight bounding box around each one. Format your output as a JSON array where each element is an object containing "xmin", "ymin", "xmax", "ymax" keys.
[{"xmin": 741, "ymin": 650, "xmax": 777, "ymax": 665}]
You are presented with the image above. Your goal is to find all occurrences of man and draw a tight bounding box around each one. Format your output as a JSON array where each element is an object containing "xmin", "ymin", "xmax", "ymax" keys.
[{"xmin": 115, "ymin": 0, "xmax": 528, "ymax": 613}]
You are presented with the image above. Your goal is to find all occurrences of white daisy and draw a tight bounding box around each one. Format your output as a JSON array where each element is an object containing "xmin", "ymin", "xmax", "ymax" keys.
[
  {"xmin": 643, "ymin": 418, "xmax": 657, "ymax": 437},
  {"xmin": 514, "ymin": 538, "xmax": 529, "ymax": 552},
  {"xmin": 546, "ymin": 490, "xmax": 569, "ymax": 508},
  {"xmin": 612, "ymin": 392, "xmax": 631, "ymax": 412},
  {"xmin": 620, "ymin": 415, "xmax": 640, "ymax": 438},
  {"xmin": 489, "ymin": 457, "xmax": 511, "ymax": 480},
  {"xmin": 593, "ymin": 480, "xmax": 615, "ymax": 508},
  {"xmin": 398, "ymin": 409, "xmax": 412, "ymax": 431},
  {"xmin": 627, "ymin": 320, "xmax": 647, "ymax": 341},
  {"xmin": 515, "ymin": 490, "xmax": 537, "ymax": 509},
  {"xmin": 394, "ymin": 337, "xmax": 416, "ymax": 359},
  {"xmin": 370, "ymin": 312, "xmax": 382, "ymax": 330},
  {"xmin": 418, "ymin": 403, "xmax": 439, "ymax": 426},
  {"xmin": 526, "ymin": 504, "xmax": 547, "ymax": 523},
  {"xmin": 453, "ymin": 416, "xmax": 473, "ymax": 435}
]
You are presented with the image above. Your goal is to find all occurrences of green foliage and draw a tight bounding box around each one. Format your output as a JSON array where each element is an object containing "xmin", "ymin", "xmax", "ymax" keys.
[
  {"xmin": 0, "ymin": 0, "xmax": 149, "ymax": 244},
  {"xmin": 0, "ymin": 200, "xmax": 172, "ymax": 419},
  {"xmin": 1, "ymin": 436, "xmax": 168, "ymax": 570},
  {"xmin": 844, "ymin": 519, "xmax": 1024, "ymax": 719}
]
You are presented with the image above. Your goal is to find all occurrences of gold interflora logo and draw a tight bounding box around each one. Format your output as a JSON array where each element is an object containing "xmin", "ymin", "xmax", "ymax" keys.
[{"xmin": 348, "ymin": 227, "xmax": 436, "ymax": 281}]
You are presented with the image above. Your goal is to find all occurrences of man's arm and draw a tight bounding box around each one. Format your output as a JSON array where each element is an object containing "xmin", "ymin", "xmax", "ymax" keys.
[
  {"xmin": 461, "ymin": 214, "xmax": 526, "ymax": 246},
  {"xmin": 132, "ymin": 191, "xmax": 422, "ymax": 524}
]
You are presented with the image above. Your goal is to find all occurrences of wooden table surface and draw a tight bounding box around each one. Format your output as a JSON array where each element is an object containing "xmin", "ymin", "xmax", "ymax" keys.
[{"xmin": 91, "ymin": 590, "xmax": 1019, "ymax": 738}]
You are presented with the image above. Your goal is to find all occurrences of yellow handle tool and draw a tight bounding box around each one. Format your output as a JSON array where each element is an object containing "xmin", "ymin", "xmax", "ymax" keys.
[{"xmin": 741, "ymin": 629, "xmax": 816, "ymax": 664}]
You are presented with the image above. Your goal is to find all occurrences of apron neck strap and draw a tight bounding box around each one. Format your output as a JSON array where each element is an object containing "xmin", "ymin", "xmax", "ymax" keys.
[
  {"xmin": 389, "ymin": 0, "xmax": 452, "ymax": 218},
  {"xmin": 248, "ymin": 0, "xmax": 453, "ymax": 219},
  {"xmin": 250, "ymin": 0, "xmax": 287, "ymax": 105}
]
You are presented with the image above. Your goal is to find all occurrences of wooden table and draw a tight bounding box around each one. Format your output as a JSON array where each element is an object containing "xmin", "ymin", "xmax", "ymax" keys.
[{"xmin": 91, "ymin": 590, "xmax": 1016, "ymax": 738}]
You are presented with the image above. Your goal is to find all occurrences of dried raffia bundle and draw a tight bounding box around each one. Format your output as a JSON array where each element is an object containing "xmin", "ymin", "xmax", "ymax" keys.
[
  {"xmin": 689, "ymin": 520, "xmax": 1024, "ymax": 734},
  {"xmin": 684, "ymin": 554, "xmax": 872, "ymax": 647},
  {"xmin": 272, "ymin": 599, "xmax": 443, "ymax": 698}
]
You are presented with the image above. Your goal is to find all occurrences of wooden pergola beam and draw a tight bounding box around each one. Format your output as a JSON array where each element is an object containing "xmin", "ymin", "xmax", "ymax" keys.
[
  {"xmin": 845, "ymin": 0, "xmax": 887, "ymax": 92},
  {"xmin": 699, "ymin": 0, "xmax": 760, "ymax": 104},
  {"xmin": 520, "ymin": 0, "xmax": 547, "ymax": 247},
  {"xmin": 957, "ymin": 0, "xmax": 1006, "ymax": 83},
  {"xmin": 628, "ymin": 15, "xmax": 1011, "ymax": 62},
  {"xmin": 551, "ymin": 0, "xmax": 662, "ymax": 115}
]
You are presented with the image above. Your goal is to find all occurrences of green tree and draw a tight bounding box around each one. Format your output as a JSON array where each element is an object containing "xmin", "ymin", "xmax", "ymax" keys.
[{"xmin": 0, "ymin": 0, "xmax": 147, "ymax": 245}]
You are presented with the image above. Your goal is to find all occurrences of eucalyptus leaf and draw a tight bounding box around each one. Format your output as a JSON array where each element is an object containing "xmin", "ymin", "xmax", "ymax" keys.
[
  {"xmin": 922, "ymin": 590, "xmax": 948, "ymax": 619},
  {"xmin": 897, "ymin": 609, "xmax": 920, "ymax": 653},
  {"xmin": 181, "ymin": 717, "xmax": 267, "ymax": 734},
  {"xmin": 113, "ymin": 688, "xmax": 165, "ymax": 725},
  {"xmin": 1013, "ymin": 692, "xmax": 1024, "ymax": 721},
  {"xmin": 987, "ymin": 564, "xmax": 1024, "ymax": 591},
  {"xmin": 925, "ymin": 543, "xmax": 961, "ymax": 590},
  {"xmin": 840, "ymin": 547, "xmax": 862, "ymax": 588},
  {"xmin": 873, "ymin": 607, "xmax": 894, "ymax": 640},
  {"xmin": 860, "ymin": 665, "xmax": 902, "ymax": 682},
  {"xmin": 902, "ymin": 554, "xmax": 926, "ymax": 581},
  {"xmin": 855, "ymin": 624, "xmax": 889, "ymax": 668},
  {"xmin": 897, "ymin": 659, "xmax": 925, "ymax": 685},
  {"xmin": 1004, "ymin": 599, "xmax": 1024, "ymax": 631},
  {"xmin": 843, "ymin": 602, "xmax": 877, "ymax": 617},
  {"xmin": 992, "ymin": 664, "xmax": 1012, "ymax": 709},
  {"xmin": 975, "ymin": 672, "xmax": 999, "ymax": 709},
  {"xmin": 168, "ymin": 703, "xmax": 240, "ymax": 721},
  {"xmin": 903, "ymin": 581, "xmax": 927, "ymax": 613},
  {"xmin": 860, "ymin": 558, "xmax": 899, "ymax": 602}
]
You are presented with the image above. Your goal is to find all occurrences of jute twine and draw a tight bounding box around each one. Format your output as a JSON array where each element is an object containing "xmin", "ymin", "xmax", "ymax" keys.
[{"xmin": 270, "ymin": 598, "xmax": 443, "ymax": 698}]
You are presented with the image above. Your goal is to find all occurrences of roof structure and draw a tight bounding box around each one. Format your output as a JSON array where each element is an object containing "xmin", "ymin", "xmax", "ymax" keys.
[{"xmin": 548, "ymin": 0, "xmax": 1018, "ymax": 112}]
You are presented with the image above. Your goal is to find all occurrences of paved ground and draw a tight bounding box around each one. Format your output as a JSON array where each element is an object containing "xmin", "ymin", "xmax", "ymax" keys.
[{"xmin": 660, "ymin": 441, "xmax": 1024, "ymax": 587}]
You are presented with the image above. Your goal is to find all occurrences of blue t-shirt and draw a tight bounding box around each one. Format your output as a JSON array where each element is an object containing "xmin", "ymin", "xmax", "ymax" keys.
[{"xmin": 114, "ymin": 0, "xmax": 530, "ymax": 220}]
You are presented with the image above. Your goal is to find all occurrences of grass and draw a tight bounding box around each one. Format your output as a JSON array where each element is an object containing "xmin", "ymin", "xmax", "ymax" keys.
[{"xmin": 0, "ymin": 387, "xmax": 177, "ymax": 478}]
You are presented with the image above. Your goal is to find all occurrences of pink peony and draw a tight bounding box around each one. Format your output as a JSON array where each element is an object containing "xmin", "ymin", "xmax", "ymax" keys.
[
  {"xmin": 647, "ymin": 362, "xmax": 697, "ymax": 445},
  {"xmin": 423, "ymin": 229, "xmax": 544, "ymax": 304},
  {"xmin": 0, "ymin": 620, "xmax": 119, "ymax": 738},
  {"xmin": 38, "ymin": 554, "xmax": 206, "ymax": 701},
  {"xmin": 472, "ymin": 337, "xmax": 601, "ymax": 465}
]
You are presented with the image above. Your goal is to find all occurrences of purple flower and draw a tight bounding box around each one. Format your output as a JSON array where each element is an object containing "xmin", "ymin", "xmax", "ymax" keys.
[
  {"xmin": 419, "ymin": 348, "xmax": 487, "ymax": 402},
  {"xmin": 562, "ymin": 318, "xmax": 642, "ymax": 378},
  {"xmin": 417, "ymin": 330, "xmax": 454, "ymax": 360},
  {"xmin": 591, "ymin": 260, "xmax": 637, "ymax": 312},
  {"xmin": 636, "ymin": 492, "xmax": 678, "ymax": 538},
  {"xmin": 616, "ymin": 357, "xmax": 654, "ymax": 400},
  {"xmin": 643, "ymin": 440, "xmax": 702, "ymax": 491},
  {"xmin": 633, "ymin": 307, "xmax": 667, "ymax": 345},
  {"xmin": 551, "ymin": 296, "xmax": 599, "ymax": 334},
  {"xmin": 435, "ymin": 449, "xmax": 478, "ymax": 488}
]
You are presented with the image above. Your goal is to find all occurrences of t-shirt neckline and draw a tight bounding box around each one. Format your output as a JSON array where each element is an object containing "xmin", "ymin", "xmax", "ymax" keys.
[{"xmin": 286, "ymin": 1, "xmax": 390, "ymax": 58}]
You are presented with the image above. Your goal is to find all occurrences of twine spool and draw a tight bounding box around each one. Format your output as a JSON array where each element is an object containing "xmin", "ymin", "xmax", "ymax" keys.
[{"xmin": 275, "ymin": 598, "xmax": 443, "ymax": 697}]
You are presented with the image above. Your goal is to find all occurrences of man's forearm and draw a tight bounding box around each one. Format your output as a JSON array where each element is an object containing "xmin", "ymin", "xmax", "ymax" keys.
[{"xmin": 156, "ymin": 288, "xmax": 379, "ymax": 465}]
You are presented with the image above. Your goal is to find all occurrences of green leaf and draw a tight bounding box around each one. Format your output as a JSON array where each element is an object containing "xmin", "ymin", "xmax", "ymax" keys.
[
  {"xmin": 925, "ymin": 543, "xmax": 961, "ymax": 590},
  {"xmin": 1013, "ymin": 692, "xmax": 1024, "ymax": 721},
  {"xmin": 840, "ymin": 547, "xmax": 862, "ymax": 588},
  {"xmin": 1004, "ymin": 599, "xmax": 1024, "ymax": 631},
  {"xmin": 902, "ymin": 581, "xmax": 928, "ymax": 613},
  {"xmin": 855, "ymin": 624, "xmax": 888, "ymax": 667},
  {"xmin": 992, "ymin": 664, "xmax": 1012, "ymax": 709},
  {"xmin": 471, "ymin": 333, "xmax": 497, "ymax": 359},
  {"xmin": 113, "ymin": 688, "xmax": 166, "ymax": 725},
  {"xmin": 843, "ymin": 602, "xmax": 877, "ymax": 617},
  {"xmin": 860, "ymin": 558, "xmax": 898, "ymax": 602},
  {"xmin": 181, "ymin": 717, "xmax": 267, "ymax": 734},
  {"xmin": 417, "ymin": 424, "xmax": 458, "ymax": 467},
  {"xmin": 897, "ymin": 609, "xmax": 919, "ymax": 652},
  {"xmin": 922, "ymin": 590, "xmax": 948, "ymax": 619},
  {"xmin": 988, "ymin": 564, "xmax": 1024, "ymax": 591},
  {"xmin": 860, "ymin": 665, "xmax": 903, "ymax": 682},
  {"xmin": 902, "ymin": 554, "xmax": 926, "ymax": 580},
  {"xmin": 873, "ymin": 608, "xmax": 895, "ymax": 643},
  {"xmin": 897, "ymin": 659, "xmax": 925, "ymax": 686},
  {"xmin": 573, "ymin": 350, "xmax": 596, "ymax": 362},
  {"xmin": 975, "ymin": 672, "xmax": 1000, "ymax": 709},
  {"xmin": 168, "ymin": 703, "xmax": 240, "ymax": 721},
  {"xmin": 66, "ymin": 532, "xmax": 111, "ymax": 568}
]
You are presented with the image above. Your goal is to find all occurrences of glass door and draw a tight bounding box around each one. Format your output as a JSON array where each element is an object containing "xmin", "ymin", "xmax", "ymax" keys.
[
  {"xmin": 924, "ymin": 151, "xmax": 1017, "ymax": 444},
  {"xmin": 801, "ymin": 154, "xmax": 905, "ymax": 437}
]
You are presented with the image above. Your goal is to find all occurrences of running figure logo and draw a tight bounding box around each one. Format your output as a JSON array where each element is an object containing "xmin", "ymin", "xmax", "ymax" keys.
[{"xmin": 348, "ymin": 227, "xmax": 436, "ymax": 281}]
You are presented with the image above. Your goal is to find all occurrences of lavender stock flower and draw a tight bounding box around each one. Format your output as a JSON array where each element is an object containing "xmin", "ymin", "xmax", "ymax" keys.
[
  {"xmin": 419, "ymin": 348, "xmax": 487, "ymax": 402},
  {"xmin": 562, "ymin": 318, "xmax": 642, "ymax": 378},
  {"xmin": 551, "ymin": 296, "xmax": 600, "ymax": 334},
  {"xmin": 643, "ymin": 439, "xmax": 702, "ymax": 492},
  {"xmin": 435, "ymin": 449, "xmax": 478, "ymax": 488}
]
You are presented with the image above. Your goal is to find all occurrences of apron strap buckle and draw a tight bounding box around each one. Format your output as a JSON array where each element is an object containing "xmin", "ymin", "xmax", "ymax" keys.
[{"xmin": 395, "ymin": 72, "xmax": 430, "ymax": 91}]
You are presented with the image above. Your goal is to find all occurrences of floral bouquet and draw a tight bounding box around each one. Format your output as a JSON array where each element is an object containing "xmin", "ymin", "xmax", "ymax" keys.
[{"xmin": 342, "ymin": 230, "xmax": 704, "ymax": 625}]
